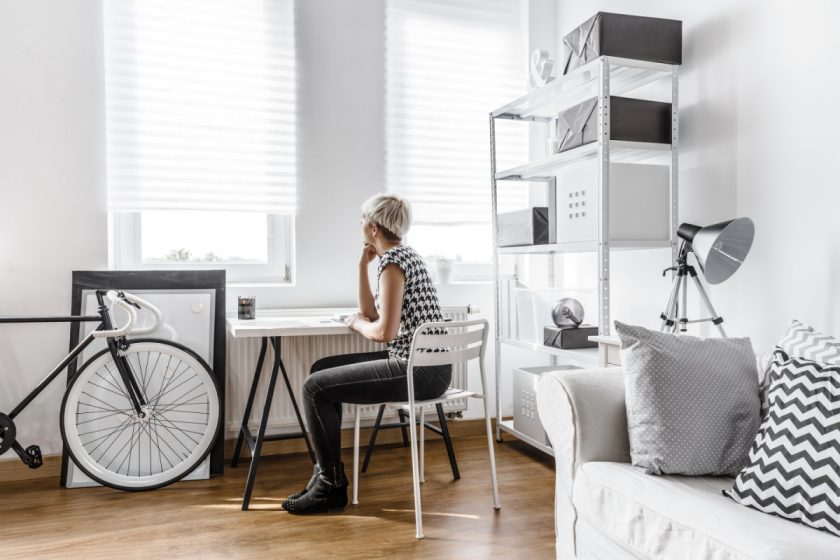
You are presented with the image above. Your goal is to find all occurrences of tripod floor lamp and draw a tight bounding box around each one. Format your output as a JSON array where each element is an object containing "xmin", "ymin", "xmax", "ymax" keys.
[{"xmin": 660, "ymin": 217, "xmax": 755, "ymax": 337}]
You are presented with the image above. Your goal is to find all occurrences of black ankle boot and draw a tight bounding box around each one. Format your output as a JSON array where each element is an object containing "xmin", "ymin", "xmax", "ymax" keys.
[
  {"xmin": 282, "ymin": 463, "xmax": 348, "ymax": 515},
  {"xmin": 287, "ymin": 463, "xmax": 321, "ymax": 500}
]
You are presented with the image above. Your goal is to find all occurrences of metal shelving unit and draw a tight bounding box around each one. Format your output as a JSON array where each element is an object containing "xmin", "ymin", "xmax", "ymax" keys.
[
  {"xmin": 498, "ymin": 419, "xmax": 553, "ymax": 455},
  {"xmin": 496, "ymin": 140, "xmax": 672, "ymax": 180},
  {"xmin": 489, "ymin": 56, "xmax": 680, "ymax": 454},
  {"xmin": 497, "ymin": 239, "xmax": 671, "ymax": 255},
  {"xmin": 498, "ymin": 337, "xmax": 599, "ymax": 365}
]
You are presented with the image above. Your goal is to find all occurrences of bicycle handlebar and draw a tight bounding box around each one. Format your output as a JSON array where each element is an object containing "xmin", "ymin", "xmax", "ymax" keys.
[
  {"xmin": 91, "ymin": 291, "xmax": 162, "ymax": 339},
  {"xmin": 123, "ymin": 292, "xmax": 162, "ymax": 336},
  {"xmin": 92, "ymin": 295, "xmax": 135, "ymax": 338}
]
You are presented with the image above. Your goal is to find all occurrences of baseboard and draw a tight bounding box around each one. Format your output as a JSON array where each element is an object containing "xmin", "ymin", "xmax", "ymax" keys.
[{"xmin": 0, "ymin": 418, "xmax": 487, "ymax": 483}]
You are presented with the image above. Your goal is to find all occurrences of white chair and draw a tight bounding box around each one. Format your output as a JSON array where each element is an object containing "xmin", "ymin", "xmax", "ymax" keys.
[{"xmin": 351, "ymin": 318, "xmax": 500, "ymax": 539}]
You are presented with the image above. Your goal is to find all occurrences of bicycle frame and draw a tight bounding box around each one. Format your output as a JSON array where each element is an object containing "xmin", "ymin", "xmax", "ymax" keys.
[{"xmin": 0, "ymin": 290, "xmax": 147, "ymax": 467}]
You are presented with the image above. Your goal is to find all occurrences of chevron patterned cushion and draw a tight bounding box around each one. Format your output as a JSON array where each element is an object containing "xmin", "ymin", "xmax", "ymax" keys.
[
  {"xmin": 726, "ymin": 349, "xmax": 840, "ymax": 536},
  {"xmin": 760, "ymin": 320, "xmax": 840, "ymax": 417}
]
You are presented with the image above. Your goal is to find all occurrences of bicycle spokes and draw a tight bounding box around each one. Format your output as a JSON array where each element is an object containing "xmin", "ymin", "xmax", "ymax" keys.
[{"xmin": 63, "ymin": 340, "xmax": 218, "ymax": 488}]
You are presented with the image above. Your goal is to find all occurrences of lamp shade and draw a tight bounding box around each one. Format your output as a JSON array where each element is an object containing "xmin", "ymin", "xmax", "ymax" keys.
[{"xmin": 679, "ymin": 218, "xmax": 754, "ymax": 284}]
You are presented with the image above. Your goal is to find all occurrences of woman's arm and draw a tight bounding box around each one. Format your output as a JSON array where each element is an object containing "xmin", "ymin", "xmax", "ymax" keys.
[
  {"xmin": 358, "ymin": 244, "xmax": 379, "ymax": 321},
  {"xmin": 349, "ymin": 263, "xmax": 404, "ymax": 343}
]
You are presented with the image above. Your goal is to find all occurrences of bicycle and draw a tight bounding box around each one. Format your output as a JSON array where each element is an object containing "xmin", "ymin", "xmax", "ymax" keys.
[{"xmin": 0, "ymin": 290, "xmax": 221, "ymax": 491}]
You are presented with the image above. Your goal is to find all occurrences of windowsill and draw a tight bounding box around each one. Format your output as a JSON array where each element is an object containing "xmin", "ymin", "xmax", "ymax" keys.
[
  {"xmin": 437, "ymin": 280, "xmax": 493, "ymax": 286},
  {"xmin": 227, "ymin": 281, "xmax": 295, "ymax": 289},
  {"xmin": 226, "ymin": 280, "xmax": 492, "ymax": 290}
]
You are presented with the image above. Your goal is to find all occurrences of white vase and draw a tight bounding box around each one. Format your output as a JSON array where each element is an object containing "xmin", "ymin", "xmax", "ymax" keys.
[{"xmin": 435, "ymin": 260, "xmax": 453, "ymax": 284}]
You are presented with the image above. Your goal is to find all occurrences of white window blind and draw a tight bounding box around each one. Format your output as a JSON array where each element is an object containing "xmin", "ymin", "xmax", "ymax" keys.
[
  {"xmin": 103, "ymin": 0, "xmax": 296, "ymax": 214},
  {"xmin": 385, "ymin": 0, "xmax": 527, "ymax": 224}
]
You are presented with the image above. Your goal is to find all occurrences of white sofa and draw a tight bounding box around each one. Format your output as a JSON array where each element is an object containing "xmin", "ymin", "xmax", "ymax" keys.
[{"xmin": 535, "ymin": 368, "xmax": 839, "ymax": 560}]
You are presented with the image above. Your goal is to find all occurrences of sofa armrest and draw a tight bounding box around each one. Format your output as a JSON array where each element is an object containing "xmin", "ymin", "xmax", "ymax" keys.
[{"xmin": 536, "ymin": 368, "xmax": 630, "ymax": 559}]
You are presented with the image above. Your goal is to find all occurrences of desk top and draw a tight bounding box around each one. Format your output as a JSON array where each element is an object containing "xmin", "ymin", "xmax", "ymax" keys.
[{"xmin": 227, "ymin": 310, "xmax": 355, "ymax": 338}]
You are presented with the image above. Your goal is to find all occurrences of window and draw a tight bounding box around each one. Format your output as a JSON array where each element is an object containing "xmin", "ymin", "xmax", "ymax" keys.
[
  {"xmin": 385, "ymin": 0, "xmax": 527, "ymax": 271},
  {"xmin": 104, "ymin": 0, "xmax": 297, "ymax": 283}
]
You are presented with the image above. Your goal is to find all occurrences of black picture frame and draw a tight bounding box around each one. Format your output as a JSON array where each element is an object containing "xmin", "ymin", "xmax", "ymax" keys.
[{"xmin": 61, "ymin": 270, "xmax": 226, "ymax": 486}]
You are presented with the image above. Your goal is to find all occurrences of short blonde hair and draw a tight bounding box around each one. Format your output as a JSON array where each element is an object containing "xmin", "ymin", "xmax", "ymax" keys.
[{"xmin": 361, "ymin": 193, "xmax": 412, "ymax": 240}]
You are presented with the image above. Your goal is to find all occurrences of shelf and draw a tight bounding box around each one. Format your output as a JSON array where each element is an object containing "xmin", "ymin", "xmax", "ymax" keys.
[
  {"xmin": 490, "ymin": 54, "xmax": 679, "ymax": 460},
  {"xmin": 496, "ymin": 141, "xmax": 671, "ymax": 180},
  {"xmin": 497, "ymin": 239, "xmax": 672, "ymax": 255},
  {"xmin": 499, "ymin": 337, "xmax": 599, "ymax": 365},
  {"xmin": 498, "ymin": 420, "xmax": 554, "ymax": 456},
  {"xmin": 492, "ymin": 56, "xmax": 676, "ymax": 120}
]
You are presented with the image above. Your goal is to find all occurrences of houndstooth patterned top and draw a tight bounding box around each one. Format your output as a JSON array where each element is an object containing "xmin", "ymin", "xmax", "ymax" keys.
[{"xmin": 375, "ymin": 245, "xmax": 444, "ymax": 361}]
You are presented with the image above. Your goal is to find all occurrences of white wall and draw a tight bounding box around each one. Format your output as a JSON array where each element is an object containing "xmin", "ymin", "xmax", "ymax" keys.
[
  {"xmin": 0, "ymin": 1, "xmax": 107, "ymax": 456},
  {"xmin": 242, "ymin": 0, "xmax": 386, "ymax": 309},
  {"xmin": 555, "ymin": 1, "xmax": 840, "ymax": 350}
]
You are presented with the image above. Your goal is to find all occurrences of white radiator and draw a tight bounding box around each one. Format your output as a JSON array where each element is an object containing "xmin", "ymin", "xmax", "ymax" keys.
[{"xmin": 225, "ymin": 306, "xmax": 471, "ymax": 436}]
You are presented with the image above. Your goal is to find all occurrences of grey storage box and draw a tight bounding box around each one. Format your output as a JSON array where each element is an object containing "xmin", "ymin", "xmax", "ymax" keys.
[
  {"xmin": 514, "ymin": 365, "xmax": 580, "ymax": 446},
  {"xmin": 544, "ymin": 325, "xmax": 599, "ymax": 350},
  {"xmin": 562, "ymin": 12, "xmax": 682, "ymax": 74},
  {"xmin": 497, "ymin": 207, "xmax": 550, "ymax": 247},
  {"xmin": 556, "ymin": 96, "xmax": 671, "ymax": 154}
]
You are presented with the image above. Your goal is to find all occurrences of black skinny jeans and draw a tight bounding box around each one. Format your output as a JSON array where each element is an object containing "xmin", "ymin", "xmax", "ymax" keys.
[{"xmin": 302, "ymin": 351, "xmax": 452, "ymax": 468}]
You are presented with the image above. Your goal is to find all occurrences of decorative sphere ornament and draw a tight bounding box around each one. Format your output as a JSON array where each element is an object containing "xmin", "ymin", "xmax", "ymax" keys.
[{"xmin": 552, "ymin": 298, "xmax": 584, "ymax": 328}]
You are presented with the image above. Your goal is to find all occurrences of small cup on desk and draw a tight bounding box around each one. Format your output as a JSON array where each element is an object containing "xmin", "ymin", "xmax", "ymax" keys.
[{"xmin": 238, "ymin": 296, "xmax": 256, "ymax": 320}]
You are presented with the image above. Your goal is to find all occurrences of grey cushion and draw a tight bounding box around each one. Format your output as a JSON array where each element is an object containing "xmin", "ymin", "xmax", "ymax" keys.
[{"xmin": 615, "ymin": 321, "xmax": 761, "ymax": 476}]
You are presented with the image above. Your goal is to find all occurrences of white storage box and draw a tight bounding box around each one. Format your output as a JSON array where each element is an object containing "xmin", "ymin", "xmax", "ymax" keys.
[
  {"xmin": 556, "ymin": 162, "xmax": 670, "ymax": 243},
  {"xmin": 514, "ymin": 365, "xmax": 580, "ymax": 445}
]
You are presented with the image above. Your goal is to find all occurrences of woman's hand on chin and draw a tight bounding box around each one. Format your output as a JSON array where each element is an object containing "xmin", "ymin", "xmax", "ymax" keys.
[
  {"xmin": 345, "ymin": 312, "xmax": 369, "ymax": 331},
  {"xmin": 359, "ymin": 244, "xmax": 377, "ymax": 266}
]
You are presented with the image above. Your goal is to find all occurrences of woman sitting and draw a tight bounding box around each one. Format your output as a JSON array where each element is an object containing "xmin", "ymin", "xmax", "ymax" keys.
[{"xmin": 282, "ymin": 193, "xmax": 450, "ymax": 515}]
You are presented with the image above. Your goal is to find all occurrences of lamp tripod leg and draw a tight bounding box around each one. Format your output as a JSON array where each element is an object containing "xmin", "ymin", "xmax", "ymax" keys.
[
  {"xmin": 660, "ymin": 272, "xmax": 682, "ymax": 332},
  {"xmin": 689, "ymin": 273, "xmax": 727, "ymax": 337}
]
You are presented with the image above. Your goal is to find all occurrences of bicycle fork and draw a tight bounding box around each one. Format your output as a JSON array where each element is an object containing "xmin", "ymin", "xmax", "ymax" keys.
[
  {"xmin": 97, "ymin": 294, "xmax": 146, "ymax": 416},
  {"xmin": 109, "ymin": 336, "xmax": 147, "ymax": 415}
]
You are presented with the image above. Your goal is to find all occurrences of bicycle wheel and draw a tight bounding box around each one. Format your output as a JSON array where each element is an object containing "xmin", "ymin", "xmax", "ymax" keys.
[{"xmin": 61, "ymin": 338, "xmax": 220, "ymax": 491}]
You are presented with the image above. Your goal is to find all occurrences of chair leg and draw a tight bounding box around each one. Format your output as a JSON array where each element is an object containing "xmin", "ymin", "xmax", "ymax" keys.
[
  {"xmin": 407, "ymin": 405, "xmax": 424, "ymax": 539},
  {"xmin": 482, "ymin": 395, "xmax": 501, "ymax": 510},
  {"xmin": 361, "ymin": 404, "xmax": 385, "ymax": 473},
  {"xmin": 435, "ymin": 403, "xmax": 460, "ymax": 480},
  {"xmin": 419, "ymin": 407, "xmax": 425, "ymax": 484},
  {"xmin": 398, "ymin": 409, "xmax": 410, "ymax": 447},
  {"xmin": 352, "ymin": 405, "xmax": 361, "ymax": 505}
]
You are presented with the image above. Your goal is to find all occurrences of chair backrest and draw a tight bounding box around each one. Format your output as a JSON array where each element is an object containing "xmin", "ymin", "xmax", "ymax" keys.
[{"xmin": 407, "ymin": 318, "xmax": 489, "ymax": 369}]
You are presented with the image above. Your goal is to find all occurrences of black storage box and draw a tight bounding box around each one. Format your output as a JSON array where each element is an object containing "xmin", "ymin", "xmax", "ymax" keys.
[
  {"xmin": 562, "ymin": 12, "xmax": 682, "ymax": 74},
  {"xmin": 544, "ymin": 325, "xmax": 598, "ymax": 350},
  {"xmin": 556, "ymin": 96, "xmax": 671, "ymax": 153},
  {"xmin": 497, "ymin": 207, "xmax": 550, "ymax": 247}
]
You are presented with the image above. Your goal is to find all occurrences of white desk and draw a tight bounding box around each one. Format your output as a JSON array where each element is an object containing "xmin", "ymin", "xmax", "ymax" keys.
[
  {"xmin": 227, "ymin": 315, "xmax": 352, "ymax": 338},
  {"xmin": 226, "ymin": 312, "xmax": 358, "ymax": 510}
]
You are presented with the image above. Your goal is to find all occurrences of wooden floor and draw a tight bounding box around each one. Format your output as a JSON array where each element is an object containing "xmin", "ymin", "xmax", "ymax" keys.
[{"xmin": 0, "ymin": 434, "xmax": 556, "ymax": 559}]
